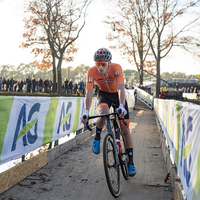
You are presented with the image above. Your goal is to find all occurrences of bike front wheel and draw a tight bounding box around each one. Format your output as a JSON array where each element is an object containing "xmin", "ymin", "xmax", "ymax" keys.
[
  {"xmin": 103, "ymin": 133, "xmax": 120, "ymax": 198},
  {"xmin": 120, "ymin": 153, "xmax": 129, "ymax": 180},
  {"xmin": 118, "ymin": 130, "xmax": 129, "ymax": 180}
]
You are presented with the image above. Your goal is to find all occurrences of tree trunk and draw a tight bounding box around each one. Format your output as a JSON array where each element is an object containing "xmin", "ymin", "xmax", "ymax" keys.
[
  {"xmin": 52, "ymin": 54, "xmax": 56, "ymax": 93},
  {"xmin": 57, "ymin": 58, "xmax": 63, "ymax": 94},
  {"xmin": 139, "ymin": 61, "xmax": 143, "ymax": 85},
  {"xmin": 156, "ymin": 54, "xmax": 161, "ymax": 98},
  {"xmin": 156, "ymin": 35, "xmax": 161, "ymax": 98},
  {"xmin": 139, "ymin": 70, "xmax": 143, "ymax": 85}
]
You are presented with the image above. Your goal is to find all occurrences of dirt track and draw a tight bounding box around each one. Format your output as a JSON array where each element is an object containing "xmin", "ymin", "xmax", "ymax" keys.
[{"xmin": 0, "ymin": 100, "xmax": 173, "ymax": 200}]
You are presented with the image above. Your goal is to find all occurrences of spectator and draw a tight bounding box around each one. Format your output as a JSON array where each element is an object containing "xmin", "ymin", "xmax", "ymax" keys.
[
  {"xmin": 13, "ymin": 79, "xmax": 18, "ymax": 91},
  {"xmin": 2, "ymin": 77, "xmax": 6, "ymax": 91},
  {"xmin": 6, "ymin": 78, "xmax": 10, "ymax": 91},
  {"xmin": 49, "ymin": 79, "xmax": 52, "ymax": 93},
  {"xmin": 38, "ymin": 78, "xmax": 43, "ymax": 93},
  {"xmin": 69, "ymin": 80, "xmax": 73, "ymax": 94},
  {"xmin": 44, "ymin": 78, "xmax": 49, "ymax": 93},
  {"xmin": 31, "ymin": 76, "xmax": 37, "ymax": 93},
  {"xmin": 73, "ymin": 82, "xmax": 78, "ymax": 95},
  {"xmin": 18, "ymin": 79, "xmax": 24, "ymax": 92},
  {"xmin": 64, "ymin": 79, "xmax": 69, "ymax": 93},
  {"xmin": 10, "ymin": 77, "xmax": 14, "ymax": 91},
  {"xmin": 26, "ymin": 76, "xmax": 31, "ymax": 92},
  {"xmin": 78, "ymin": 80, "xmax": 84, "ymax": 95},
  {"xmin": 193, "ymin": 87, "xmax": 197, "ymax": 93},
  {"xmin": 175, "ymin": 82, "xmax": 179, "ymax": 90}
]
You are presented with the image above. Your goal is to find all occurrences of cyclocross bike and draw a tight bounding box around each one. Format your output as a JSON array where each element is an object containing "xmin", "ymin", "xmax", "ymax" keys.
[{"xmin": 85, "ymin": 104, "xmax": 129, "ymax": 197}]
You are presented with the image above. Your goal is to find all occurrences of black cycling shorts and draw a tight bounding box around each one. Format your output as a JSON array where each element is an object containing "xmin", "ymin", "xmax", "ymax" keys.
[{"xmin": 97, "ymin": 90, "xmax": 130, "ymax": 120}]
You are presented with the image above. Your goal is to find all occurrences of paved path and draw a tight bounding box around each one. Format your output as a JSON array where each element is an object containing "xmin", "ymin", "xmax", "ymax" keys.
[{"xmin": 0, "ymin": 100, "xmax": 173, "ymax": 200}]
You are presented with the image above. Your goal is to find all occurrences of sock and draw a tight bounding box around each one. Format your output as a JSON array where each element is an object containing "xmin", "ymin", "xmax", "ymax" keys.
[
  {"xmin": 95, "ymin": 127, "xmax": 102, "ymax": 140},
  {"xmin": 126, "ymin": 148, "xmax": 134, "ymax": 165}
]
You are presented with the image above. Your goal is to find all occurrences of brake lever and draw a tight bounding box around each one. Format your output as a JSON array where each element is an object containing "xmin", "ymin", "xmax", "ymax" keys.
[
  {"xmin": 86, "ymin": 122, "xmax": 92, "ymax": 131},
  {"xmin": 117, "ymin": 109, "xmax": 127, "ymax": 126},
  {"xmin": 83, "ymin": 115, "xmax": 92, "ymax": 131}
]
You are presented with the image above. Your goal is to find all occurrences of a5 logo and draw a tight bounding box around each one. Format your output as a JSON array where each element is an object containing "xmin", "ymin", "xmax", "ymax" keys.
[{"xmin": 12, "ymin": 103, "xmax": 41, "ymax": 151}]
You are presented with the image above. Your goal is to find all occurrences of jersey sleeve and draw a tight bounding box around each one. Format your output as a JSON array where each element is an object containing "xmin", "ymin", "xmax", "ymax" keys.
[
  {"xmin": 86, "ymin": 67, "xmax": 94, "ymax": 90},
  {"xmin": 115, "ymin": 64, "xmax": 124, "ymax": 85}
]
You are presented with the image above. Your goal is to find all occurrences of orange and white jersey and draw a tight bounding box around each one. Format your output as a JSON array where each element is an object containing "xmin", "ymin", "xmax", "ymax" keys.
[{"xmin": 86, "ymin": 63, "xmax": 124, "ymax": 93}]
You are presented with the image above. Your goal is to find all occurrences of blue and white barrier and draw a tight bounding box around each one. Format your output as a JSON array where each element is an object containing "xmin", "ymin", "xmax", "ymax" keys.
[{"xmin": 154, "ymin": 99, "xmax": 200, "ymax": 200}]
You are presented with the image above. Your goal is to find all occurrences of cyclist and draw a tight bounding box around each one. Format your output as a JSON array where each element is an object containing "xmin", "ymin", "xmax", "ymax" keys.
[{"xmin": 81, "ymin": 48, "xmax": 136, "ymax": 177}]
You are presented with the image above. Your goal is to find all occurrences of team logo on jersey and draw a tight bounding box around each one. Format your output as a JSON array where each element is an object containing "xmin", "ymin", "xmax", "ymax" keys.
[
  {"xmin": 115, "ymin": 71, "xmax": 119, "ymax": 76},
  {"xmin": 89, "ymin": 77, "xmax": 93, "ymax": 83}
]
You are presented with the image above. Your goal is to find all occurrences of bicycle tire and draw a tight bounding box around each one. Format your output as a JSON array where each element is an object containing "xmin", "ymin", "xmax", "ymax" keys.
[
  {"xmin": 120, "ymin": 152, "xmax": 129, "ymax": 180},
  {"xmin": 117, "ymin": 128, "xmax": 129, "ymax": 180},
  {"xmin": 103, "ymin": 133, "xmax": 120, "ymax": 198}
]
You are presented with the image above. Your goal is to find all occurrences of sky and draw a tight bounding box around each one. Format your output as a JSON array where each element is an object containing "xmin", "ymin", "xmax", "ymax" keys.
[{"xmin": 0, "ymin": 0, "xmax": 200, "ymax": 76}]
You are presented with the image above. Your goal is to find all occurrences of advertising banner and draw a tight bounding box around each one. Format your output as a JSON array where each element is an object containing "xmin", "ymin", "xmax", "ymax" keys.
[
  {"xmin": 0, "ymin": 96, "xmax": 97, "ymax": 165},
  {"xmin": 154, "ymin": 99, "xmax": 200, "ymax": 200}
]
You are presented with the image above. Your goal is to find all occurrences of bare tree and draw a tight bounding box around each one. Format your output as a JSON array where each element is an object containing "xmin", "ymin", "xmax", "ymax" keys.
[
  {"xmin": 105, "ymin": 0, "xmax": 152, "ymax": 85},
  {"xmin": 21, "ymin": 0, "xmax": 92, "ymax": 93},
  {"xmin": 145, "ymin": 0, "xmax": 200, "ymax": 97}
]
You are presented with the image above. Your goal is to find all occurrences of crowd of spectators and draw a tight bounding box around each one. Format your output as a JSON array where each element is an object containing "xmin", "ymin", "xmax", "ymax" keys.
[
  {"xmin": 182, "ymin": 86, "xmax": 199, "ymax": 94},
  {"xmin": 160, "ymin": 83, "xmax": 200, "ymax": 99},
  {"xmin": 2, "ymin": 75, "xmax": 199, "ymax": 99},
  {"xmin": 63, "ymin": 78, "xmax": 85, "ymax": 95},
  {"xmin": 0, "ymin": 75, "xmax": 86, "ymax": 95},
  {"xmin": 182, "ymin": 86, "xmax": 200, "ymax": 99}
]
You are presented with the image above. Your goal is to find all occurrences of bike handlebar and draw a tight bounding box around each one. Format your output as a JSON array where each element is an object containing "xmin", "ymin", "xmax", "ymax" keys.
[{"xmin": 83, "ymin": 110, "xmax": 127, "ymax": 131}]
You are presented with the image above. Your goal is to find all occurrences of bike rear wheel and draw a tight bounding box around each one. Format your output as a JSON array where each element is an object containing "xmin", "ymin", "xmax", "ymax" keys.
[{"xmin": 103, "ymin": 133, "xmax": 120, "ymax": 198}]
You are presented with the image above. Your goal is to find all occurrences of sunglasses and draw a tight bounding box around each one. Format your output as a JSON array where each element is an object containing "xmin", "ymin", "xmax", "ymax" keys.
[{"xmin": 95, "ymin": 62, "xmax": 109, "ymax": 67}]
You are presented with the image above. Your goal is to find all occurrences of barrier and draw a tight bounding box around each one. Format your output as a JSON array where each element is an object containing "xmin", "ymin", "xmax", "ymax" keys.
[
  {"xmin": 154, "ymin": 98, "xmax": 200, "ymax": 200},
  {"xmin": 136, "ymin": 87, "xmax": 154, "ymax": 109},
  {"xmin": 125, "ymin": 89, "xmax": 136, "ymax": 110},
  {"xmin": 183, "ymin": 93, "xmax": 198, "ymax": 100},
  {"xmin": 0, "ymin": 92, "xmax": 136, "ymax": 167},
  {"xmin": 0, "ymin": 96, "xmax": 98, "ymax": 166}
]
